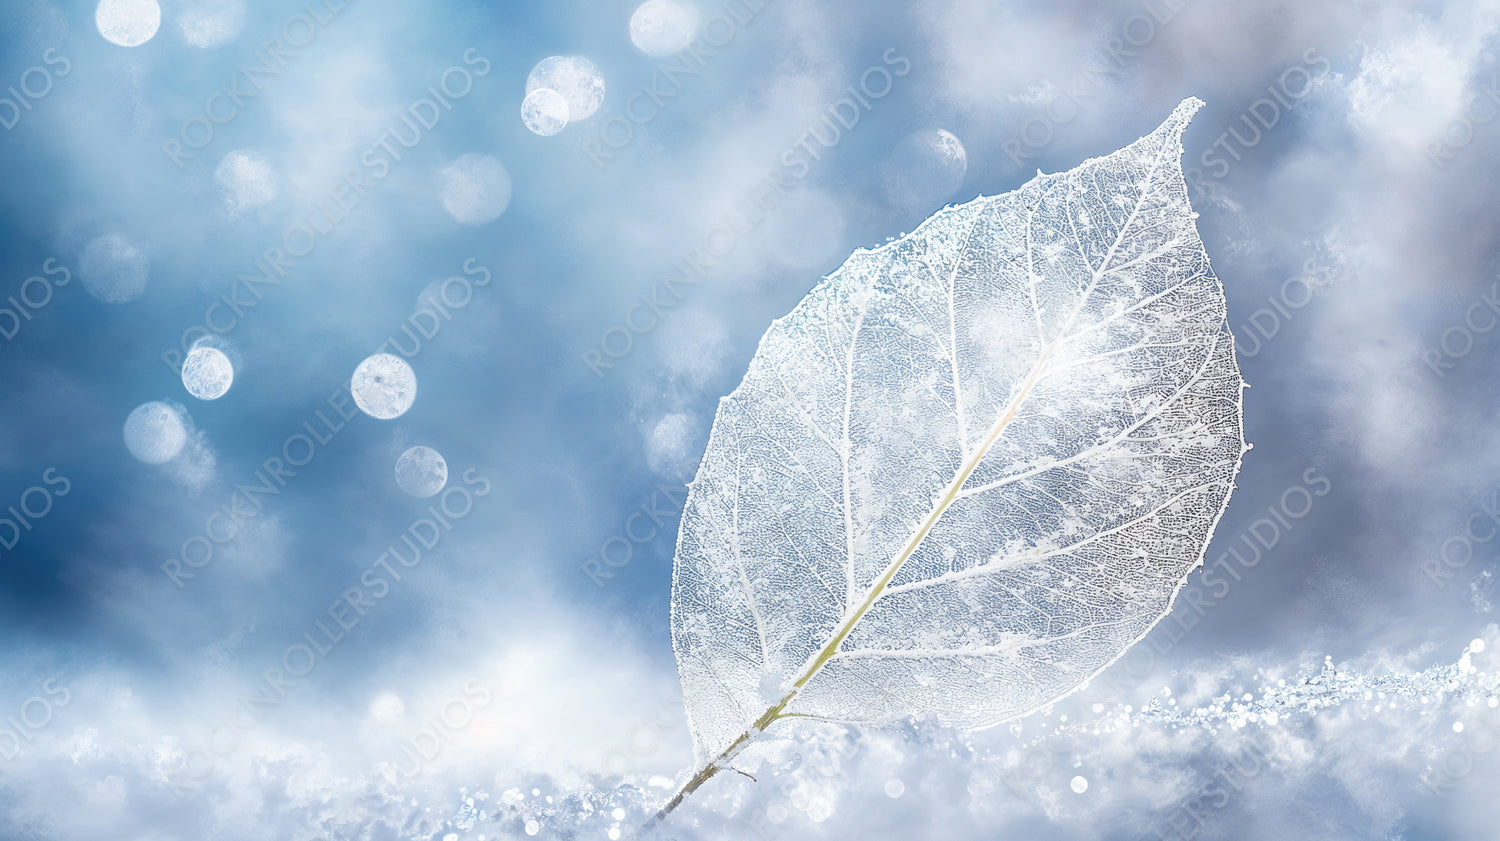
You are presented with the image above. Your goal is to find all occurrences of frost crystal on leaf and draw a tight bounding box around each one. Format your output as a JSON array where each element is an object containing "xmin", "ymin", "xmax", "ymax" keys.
[{"xmin": 669, "ymin": 98, "xmax": 1245, "ymax": 766}]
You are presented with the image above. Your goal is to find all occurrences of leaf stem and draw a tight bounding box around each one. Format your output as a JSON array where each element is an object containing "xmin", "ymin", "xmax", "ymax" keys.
[{"xmin": 646, "ymin": 694, "xmax": 793, "ymax": 827}]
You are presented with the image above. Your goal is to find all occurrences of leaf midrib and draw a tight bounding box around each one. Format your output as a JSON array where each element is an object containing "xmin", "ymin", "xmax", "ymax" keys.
[{"xmin": 789, "ymin": 338, "xmax": 1057, "ymax": 695}]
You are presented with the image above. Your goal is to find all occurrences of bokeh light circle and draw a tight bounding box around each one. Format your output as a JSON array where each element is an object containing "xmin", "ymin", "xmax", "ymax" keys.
[
  {"xmin": 521, "ymin": 88, "xmax": 569, "ymax": 136},
  {"xmin": 96, "ymin": 0, "xmax": 161, "ymax": 47},
  {"xmin": 437, "ymin": 153, "xmax": 512, "ymax": 225},
  {"xmin": 630, "ymin": 0, "xmax": 699, "ymax": 56},
  {"xmin": 395, "ymin": 446, "xmax": 448, "ymax": 497},
  {"xmin": 79, "ymin": 233, "xmax": 149, "ymax": 304},
  {"xmin": 526, "ymin": 56, "xmax": 605, "ymax": 122},
  {"xmin": 351, "ymin": 353, "xmax": 417, "ymax": 419},
  {"xmin": 182, "ymin": 346, "xmax": 234, "ymax": 400},
  {"xmin": 124, "ymin": 401, "xmax": 187, "ymax": 464}
]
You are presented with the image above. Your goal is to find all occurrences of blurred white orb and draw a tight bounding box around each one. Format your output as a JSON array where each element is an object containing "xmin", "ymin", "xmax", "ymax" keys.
[
  {"xmin": 629, "ymin": 0, "xmax": 699, "ymax": 56},
  {"xmin": 369, "ymin": 692, "xmax": 405, "ymax": 723},
  {"xmin": 526, "ymin": 56, "xmax": 605, "ymax": 122},
  {"xmin": 79, "ymin": 233, "xmax": 149, "ymax": 304},
  {"xmin": 96, "ymin": 0, "xmax": 161, "ymax": 47},
  {"xmin": 437, "ymin": 153, "xmax": 512, "ymax": 225},
  {"xmin": 1472, "ymin": 638, "xmax": 1486, "ymax": 653},
  {"xmin": 883, "ymin": 778, "xmax": 905, "ymax": 798},
  {"xmin": 174, "ymin": 0, "xmax": 244, "ymax": 48},
  {"xmin": 395, "ymin": 446, "xmax": 448, "ymax": 498},
  {"xmin": 351, "ymin": 353, "xmax": 417, "ymax": 419},
  {"xmin": 182, "ymin": 346, "xmax": 234, "ymax": 400},
  {"xmin": 930, "ymin": 128, "xmax": 967, "ymax": 163},
  {"xmin": 124, "ymin": 401, "xmax": 187, "ymax": 464},
  {"xmin": 215, "ymin": 149, "xmax": 277, "ymax": 214},
  {"xmin": 521, "ymin": 88, "xmax": 569, "ymax": 136},
  {"xmin": 1070, "ymin": 775, "xmax": 1089, "ymax": 794},
  {"xmin": 882, "ymin": 128, "xmax": 968, "ymax": 212},
  {"xmin": 645, "ymin": 413, "xmax": 700, "ymax": 479}
]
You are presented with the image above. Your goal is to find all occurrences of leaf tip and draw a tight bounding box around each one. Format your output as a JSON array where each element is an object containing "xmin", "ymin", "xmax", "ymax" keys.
[{"xmin": 1156, "ymin": 97, "xmax": 1205, "ymax": 143}]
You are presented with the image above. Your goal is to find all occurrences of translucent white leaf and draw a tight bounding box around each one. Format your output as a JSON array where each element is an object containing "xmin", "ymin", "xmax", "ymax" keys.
[{"xmin": 667, "ymin": 98, "xmax": 1245, "ymax": 787}]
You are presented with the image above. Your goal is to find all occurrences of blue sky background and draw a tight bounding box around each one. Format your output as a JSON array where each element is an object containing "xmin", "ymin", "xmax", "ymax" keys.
[{"xmin": 3, "ymin": 0, "xmax": 1500, "ymax": 838}]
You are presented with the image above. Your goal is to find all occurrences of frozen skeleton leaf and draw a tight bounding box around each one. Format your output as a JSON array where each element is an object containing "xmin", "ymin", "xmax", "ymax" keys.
[{"xmin": 662, "ymin": 98, "xmax": 1245, "ymax": 817}]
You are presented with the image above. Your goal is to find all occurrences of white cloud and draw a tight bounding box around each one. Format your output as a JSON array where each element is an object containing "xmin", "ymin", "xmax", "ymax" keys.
[{"xmin": 1347, "ymin": 3, "xmax": 1500, "ymax": 155}]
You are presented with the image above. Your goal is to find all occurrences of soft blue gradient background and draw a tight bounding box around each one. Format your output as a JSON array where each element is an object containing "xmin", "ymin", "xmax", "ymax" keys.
[{"xmin": 2, "ymin": 0, "xmax": 1500, "ymax": 838}]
